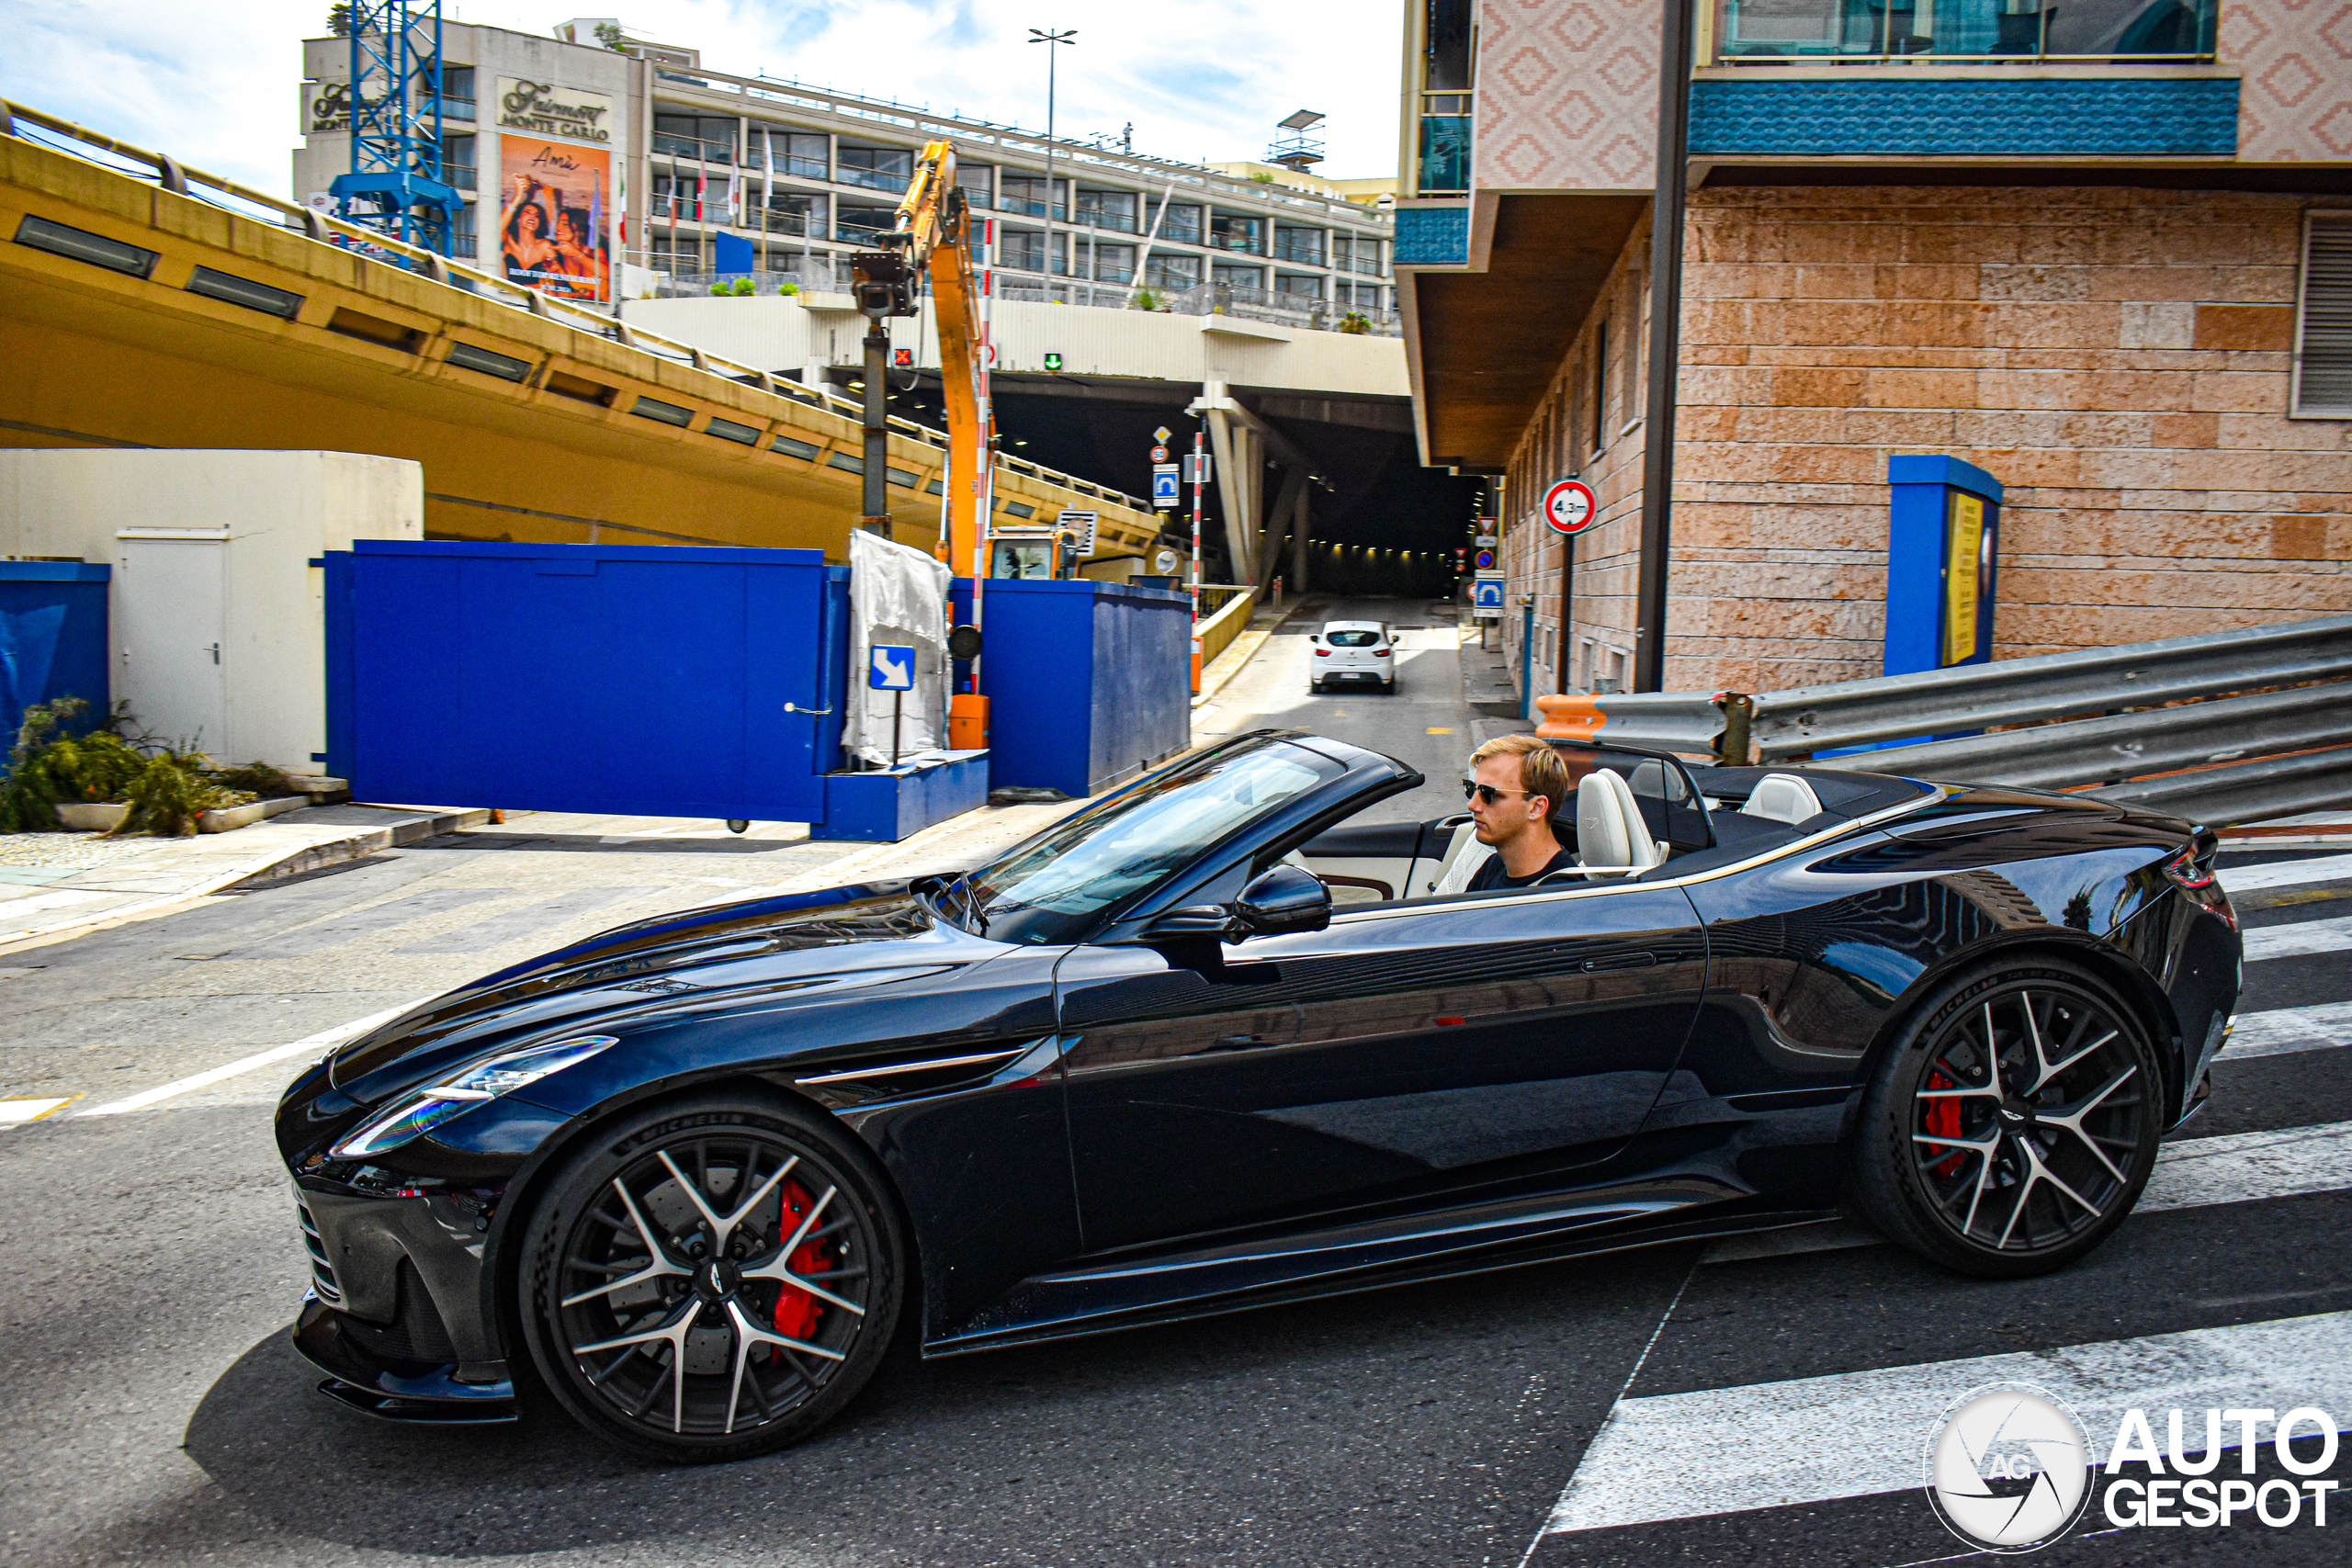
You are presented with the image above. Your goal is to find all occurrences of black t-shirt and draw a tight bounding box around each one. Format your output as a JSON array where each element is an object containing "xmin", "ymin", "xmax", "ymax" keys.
[{"xmin": 1466, "ymin": 845, "xmax": 1577, "ymax": 891}]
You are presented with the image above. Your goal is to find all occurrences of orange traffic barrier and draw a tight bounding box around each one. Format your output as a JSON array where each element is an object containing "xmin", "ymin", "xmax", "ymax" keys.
[
  {"xmin": 1191, "ymin": 637, "xmax": 1204, "ymax": 694},
  {"xmin": 1533, "ymin": 693, "xmax": 1605, "ymax": 741},
  {"xmin": 948, "ymin": 693, "xmax": 990, "ymax": 750}
]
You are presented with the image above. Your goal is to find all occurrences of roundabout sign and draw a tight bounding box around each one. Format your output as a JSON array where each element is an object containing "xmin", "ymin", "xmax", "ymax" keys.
[{"xmin": 1543, "ymin": 479, "xmax": 1597, "ymax": 536}]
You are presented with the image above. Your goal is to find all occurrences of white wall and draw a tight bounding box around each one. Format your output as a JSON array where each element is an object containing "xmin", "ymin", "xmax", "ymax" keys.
[{"xmin": 0, "ymin": 450, "xmax": 423, "ymax": 772}]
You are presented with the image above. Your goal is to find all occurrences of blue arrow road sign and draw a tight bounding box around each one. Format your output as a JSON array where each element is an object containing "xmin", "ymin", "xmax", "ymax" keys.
[
  {"xmin": 1472, "ymin": 580, "xmax": 1505, "ymax": 611},
  {"xmin": 868, "ymin": 644, "xmax": 915, "ymax": 691}
]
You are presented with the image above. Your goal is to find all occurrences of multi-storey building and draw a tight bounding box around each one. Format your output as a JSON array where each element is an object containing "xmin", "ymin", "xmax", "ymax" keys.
[
  {"xmin": 1396, "ymin": 0, "xmax": 2351, "ymax": 700},
  {"xmin": 295, "ymin": 20, "xmax": 1396, "ymax": 327}
]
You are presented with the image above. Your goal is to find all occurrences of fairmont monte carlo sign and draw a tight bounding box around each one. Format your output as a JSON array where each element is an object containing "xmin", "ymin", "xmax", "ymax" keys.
[{"xmin": 495, "ymin": 78, "xmax": 614, "ymax": 143}]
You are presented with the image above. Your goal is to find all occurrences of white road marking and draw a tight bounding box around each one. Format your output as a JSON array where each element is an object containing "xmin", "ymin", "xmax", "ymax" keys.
[
  {"xmin": 1700, "ymin": 1117, "xmax": 2352, "ymax": 1266},
  {"xmin": 1542, "ymin": 1310, "xmax": 2352, "ymax": 1536},
  {"xmin": 2221, "ymin": 1000, "xmax": 2352, "ymax": 1060},
  {"xmin": 76, "ymin": 1001, "xmax": 427, "ymax": 1116},
  {"xmin": 2242, "ymin": 913, "xmax": 2352, "ymax": 961},
  {"xmin": 2220, "ymin": 852, "xmax": 2352, "ymax": 893},
  {"xmin": 0, "ymin": 1097, "xmax": 74, "ymax": 1124}
]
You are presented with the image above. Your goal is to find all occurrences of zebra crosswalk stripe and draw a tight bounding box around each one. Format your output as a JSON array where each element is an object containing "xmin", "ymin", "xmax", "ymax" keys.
[
  {"xmin": 2219, "ymin": 852, "xmax": 2352, "ymax": 894},
  {"xmin": 2241, "ymin": 913, "xmax": 2352, "ymax": 961},
  {"xmin": 2222, "ymin": 1000, "xmax": 2352, "ymax": 1060},
  {"xmin": 1541, "ymin": 1310, "xmax": 2352, "ymax": 1536}
]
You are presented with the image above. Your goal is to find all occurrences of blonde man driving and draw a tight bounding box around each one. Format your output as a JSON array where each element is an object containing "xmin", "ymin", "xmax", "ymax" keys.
[{"xmin": 1450, "ymin": 734, "xmax": 1577, "ymax": 893}]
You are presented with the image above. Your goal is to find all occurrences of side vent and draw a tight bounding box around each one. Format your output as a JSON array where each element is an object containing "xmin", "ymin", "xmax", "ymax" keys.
[
  {"xmin": 545, "ymin": 370, "xmax": 616, "ymax": 406},
  {"xmin": 328, "ymin": 307, "xmax": 422, "ymax": 353}
]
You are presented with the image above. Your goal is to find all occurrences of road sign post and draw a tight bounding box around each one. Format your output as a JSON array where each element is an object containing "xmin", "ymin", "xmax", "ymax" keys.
[
  {"xmin": 1187, "ymin": 430, "xmax": 1209, "ymax": 620},
  {"xmin": 869, "ymin": 643, "xmax": 915, "ymax": 767}
]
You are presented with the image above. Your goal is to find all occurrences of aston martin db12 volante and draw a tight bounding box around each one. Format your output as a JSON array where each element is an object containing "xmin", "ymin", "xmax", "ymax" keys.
[{"xmin": 277, "ymin": 731, "xmax": 2241, "ymax": 1461}]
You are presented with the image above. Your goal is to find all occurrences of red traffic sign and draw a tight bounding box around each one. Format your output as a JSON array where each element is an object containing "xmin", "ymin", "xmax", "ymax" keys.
[
  {"xmin": 1150, "ymin": 445, "xmax": 1169, "ymax": 463},
  {"xmin": 1544, "ymin": 479, "xmax": 1598, "ymax": 536}
]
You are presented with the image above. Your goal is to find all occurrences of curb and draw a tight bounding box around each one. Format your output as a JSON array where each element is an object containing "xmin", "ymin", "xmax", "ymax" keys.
[{"xmin": 0, "ymin": 807, "xmax": 492, "ymax": 957}]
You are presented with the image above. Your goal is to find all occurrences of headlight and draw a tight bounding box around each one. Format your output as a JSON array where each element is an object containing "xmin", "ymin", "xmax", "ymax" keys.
[{"xmin": 330, "ymin": 1035, "xmax": 618, "ymax": 1160}]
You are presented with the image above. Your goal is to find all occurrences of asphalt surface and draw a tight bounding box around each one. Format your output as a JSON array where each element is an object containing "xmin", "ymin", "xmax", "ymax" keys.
[{"xmin": 3, "ymin": 601, "xmax": 2349, "ymax": 1567}]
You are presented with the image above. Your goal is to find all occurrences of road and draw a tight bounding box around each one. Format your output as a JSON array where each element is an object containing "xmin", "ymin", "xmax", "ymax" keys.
[{"xmin": 2, "ymin": 600, "xmax": 2348, "ymax": 1566}]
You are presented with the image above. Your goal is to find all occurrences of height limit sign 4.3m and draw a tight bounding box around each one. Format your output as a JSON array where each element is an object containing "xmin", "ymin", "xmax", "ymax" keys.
[{"xmin": 1544, "ymin": 479, "xmax": 1598, "ymax": 536}]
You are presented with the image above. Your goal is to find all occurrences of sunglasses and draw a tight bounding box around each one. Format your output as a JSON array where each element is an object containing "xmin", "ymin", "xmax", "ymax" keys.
[{"xmin": 1462, "ymin": 781, "xmax": 1531, "ymax": 806}]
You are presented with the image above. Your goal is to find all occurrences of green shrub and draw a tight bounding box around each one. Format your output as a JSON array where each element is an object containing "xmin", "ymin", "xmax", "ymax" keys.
[
  {"xmin": 777, "ymin": 281, "xmax": 799, "ymax": 296},
  {"xmin": 209, "ymin": 760, "xmax": 302, "ymax": 797},
  {"xmin": 0, "ymin": 698, "xmax": 148, "ymax": 831},
  {"xmin": 116, "ymin": 749, "xmax": 246, "ymax": 838}
]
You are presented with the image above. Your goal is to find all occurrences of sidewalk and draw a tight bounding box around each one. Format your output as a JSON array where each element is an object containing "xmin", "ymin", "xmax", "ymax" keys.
[{"xmin": 0, "ymin": 804, "xmax": 491, "ymax": 954}]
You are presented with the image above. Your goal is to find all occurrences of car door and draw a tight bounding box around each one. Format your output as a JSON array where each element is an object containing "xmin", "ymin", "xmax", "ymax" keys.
[{"xmin": 1057, "ymin": 879, "xmax": 1709, "ymax": 1255}]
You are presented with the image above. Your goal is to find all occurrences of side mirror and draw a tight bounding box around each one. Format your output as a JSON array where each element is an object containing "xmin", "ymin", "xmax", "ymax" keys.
[
  {"xmin": 1307, "ymin": 633, "xmax": 1320, "ymax": 645},
  {"xmin": 1233, "ymin": 863, "xmax": 1329, "ymax": 938}
]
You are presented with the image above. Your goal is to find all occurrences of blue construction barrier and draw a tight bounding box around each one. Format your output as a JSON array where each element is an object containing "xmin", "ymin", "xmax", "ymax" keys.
[
  {"xmin": 0, "ymin": 561, "xmax": 109, "ymax": 748},
  {"xmin": 326, "ymin": 541, "xmax": 852, "ymax": 824},
  {"xmin": 958, "ymin": 578, "xmax": 1193, "ymax": 798}
]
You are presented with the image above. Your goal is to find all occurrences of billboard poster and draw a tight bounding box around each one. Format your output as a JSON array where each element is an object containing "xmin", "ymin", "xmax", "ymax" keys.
[{"xmin": 499, "ymin": 134, "xmax": 610, "ymax": 303}]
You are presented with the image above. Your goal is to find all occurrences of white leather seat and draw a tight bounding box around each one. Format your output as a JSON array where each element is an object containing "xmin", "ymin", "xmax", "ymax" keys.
[
  {"xmin": 1575, "ymin": 769, "xmax": 1664, "ymax": 880},
  {"xmin": 1739, "ymin": 773, "xmax": 1825, "ymax": 827},
  {"xmin": 1430, "ymin": 819, "xmax": 1490, "ymax": 895}
]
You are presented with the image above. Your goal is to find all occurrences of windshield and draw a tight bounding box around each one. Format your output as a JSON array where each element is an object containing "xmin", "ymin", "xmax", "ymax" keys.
[
  {"xmin": 1325, "ymin": 628, "xmax": 1381, "ymax": 647},
  {"xmin": 944, "ymin": 739, "xmax": 1343, "ymax": 946}
]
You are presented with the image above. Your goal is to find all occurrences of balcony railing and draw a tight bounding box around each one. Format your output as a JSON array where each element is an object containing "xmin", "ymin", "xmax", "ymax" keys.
[
  {"xmin": 446, "ymin": 162, "xmax": 476, "ymax": 191},
  {"xmin": 653, "ymin": 132, "xmax": 734, "ymax": 164},
  {"xmin": 1711, "ymin": 0, "xmax": 2218, "ymax": 64},
  {"xmin": 441, "ymin": 96, "xmax": 475, "ymax": 122},
  {"xmin": 1272, "ymin": 238, "xmax": 1325, "ymax": 265},
  {"xmin": 836, "ymin": 162, "xmax": 912, "ymax": 192}
]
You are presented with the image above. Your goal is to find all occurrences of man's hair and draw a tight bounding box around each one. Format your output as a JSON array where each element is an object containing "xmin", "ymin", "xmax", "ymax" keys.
[{"xmin": 1470, "ymin": 733, "xmax": 1570, "ymax": 818}]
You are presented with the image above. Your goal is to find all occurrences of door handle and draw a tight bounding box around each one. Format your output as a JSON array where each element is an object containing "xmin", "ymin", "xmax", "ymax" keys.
[
  {"xmin": 1581, "ymin": 953, "xmax": 1657, "ymax": 973},
  {"xmin": 1203, "ymin": 1033, "xmax": 1274, "ymax": 1054}
]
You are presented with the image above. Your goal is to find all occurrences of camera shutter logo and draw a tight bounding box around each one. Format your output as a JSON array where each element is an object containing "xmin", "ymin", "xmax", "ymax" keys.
[{"xmin": 1926, "ymin": 1382, "xmax": 2093, "ymax": 1552}]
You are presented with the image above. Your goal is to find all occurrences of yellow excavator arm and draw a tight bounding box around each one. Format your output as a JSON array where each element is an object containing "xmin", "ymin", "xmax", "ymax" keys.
[{"xmin": 884, "ymin": 140, "xmax": 990, "ymax": 580}]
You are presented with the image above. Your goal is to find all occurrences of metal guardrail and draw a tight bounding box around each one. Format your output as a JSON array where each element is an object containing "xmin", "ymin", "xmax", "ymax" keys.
[{"xmin": 1535, "ymin": 613, "xmax": 2352, "ymax": 826}]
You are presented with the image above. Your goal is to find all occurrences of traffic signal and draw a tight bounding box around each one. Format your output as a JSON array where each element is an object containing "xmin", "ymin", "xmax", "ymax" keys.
[
  {"xmin": 1043, "ymin": 351, "xmax": 1065, "ymax": 372},
  {"xmin": 892, "ymin": 347, "xmax": 914, "ymax": 368}
]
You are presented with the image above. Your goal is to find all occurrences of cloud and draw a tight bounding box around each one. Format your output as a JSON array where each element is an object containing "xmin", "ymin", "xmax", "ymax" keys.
[{"xmin": 0, "ymin": 0, "xmax": 1401, "ymax": 197}]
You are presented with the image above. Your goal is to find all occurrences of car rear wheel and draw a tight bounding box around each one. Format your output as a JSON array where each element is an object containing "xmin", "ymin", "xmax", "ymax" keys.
[
  {"xmin": 518, "ymin": 1094, "xmax": 905, "ymax": 1462},
  {"xmin": 1849, "ymin": 961, "xmax": 2160, "ymax": 1279}
]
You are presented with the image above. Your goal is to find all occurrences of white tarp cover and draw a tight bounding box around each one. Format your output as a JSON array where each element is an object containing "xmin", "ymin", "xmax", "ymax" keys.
[{"xmin": 844, "ymin": 529, "xmax": 952, "ymax": 768}]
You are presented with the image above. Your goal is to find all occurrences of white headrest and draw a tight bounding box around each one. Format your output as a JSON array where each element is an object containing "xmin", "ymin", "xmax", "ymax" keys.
[
  {"xmin": 1577, "ymin": 769, "xmax": 1661, "ymax": 880},
  {"xmin": 1740, "ymin": 773, "xmax": 1825, "ymax": 826}
]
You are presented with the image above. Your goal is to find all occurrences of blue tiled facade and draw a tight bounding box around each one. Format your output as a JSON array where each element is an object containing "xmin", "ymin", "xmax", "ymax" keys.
[
  {"xmin": 1395, "ymin": 204, "xmax": 1470, "ymax": 267},
  {"xmin": 1689, "ymin": 76, "xmax": 2239, "ymax": 158}
]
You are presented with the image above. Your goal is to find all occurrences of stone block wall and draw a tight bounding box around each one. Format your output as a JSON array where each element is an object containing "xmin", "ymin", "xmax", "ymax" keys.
[{"xmin": 1501, "ymin": 183, "xmax": 2352, "ymax": 697}]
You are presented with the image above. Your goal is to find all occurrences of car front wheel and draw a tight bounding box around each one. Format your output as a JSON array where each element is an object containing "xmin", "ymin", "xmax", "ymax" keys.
[
  {"xmin": 1849, "ymin": 961, "xmax": 2160, "ymax": 1279},
  {"xmin": 518, "ymin": 1094, "xmax": 905, "ymax": 1462}
]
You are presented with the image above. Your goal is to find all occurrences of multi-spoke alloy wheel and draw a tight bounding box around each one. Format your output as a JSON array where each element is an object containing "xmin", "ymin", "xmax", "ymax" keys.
[
  {"xmin": 519, "ymin": 1098, "xmax": 903, "ymax": 1461},
  {"xmin": 1853, "ymin": 962, "xmax": 2162, "ymax": 1279}
]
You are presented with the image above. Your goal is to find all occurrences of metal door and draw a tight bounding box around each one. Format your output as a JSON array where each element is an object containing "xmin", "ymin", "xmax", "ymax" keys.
[{"xmin": 115, "ymin": 535, "xmax": 227, "ymax": 752}]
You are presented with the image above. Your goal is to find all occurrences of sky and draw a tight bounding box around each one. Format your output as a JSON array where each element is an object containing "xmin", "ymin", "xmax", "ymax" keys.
[{"xmin": 0, "ymin": 0, "xmax": 1405, "ymax": 197}]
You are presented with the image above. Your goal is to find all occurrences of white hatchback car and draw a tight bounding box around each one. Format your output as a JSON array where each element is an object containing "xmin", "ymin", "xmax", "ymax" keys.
[{"xmin": 1309, "ymin": 620, "xmax": 1396, "ymax": 694}]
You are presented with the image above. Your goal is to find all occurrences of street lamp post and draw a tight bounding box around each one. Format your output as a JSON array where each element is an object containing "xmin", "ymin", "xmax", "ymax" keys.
[{"xmin": 1029, "ymin": 28, "xmax": 1074, "ymax": 300}]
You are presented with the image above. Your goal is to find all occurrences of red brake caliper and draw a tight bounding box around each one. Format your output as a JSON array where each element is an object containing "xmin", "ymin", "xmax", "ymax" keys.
[
  {"xmin": 1924, "ymin": 1072, "xmax": 1963, "ymax": 1179},
  {"xmin": 771, "ymin": 1180, "xmax": 830, "ymax": 1341}
]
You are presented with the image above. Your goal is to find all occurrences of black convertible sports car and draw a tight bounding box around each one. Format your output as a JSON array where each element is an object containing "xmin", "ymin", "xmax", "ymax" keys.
[{"xmin": 277, "ymin": 730, "xmax": 2242, "ymax": 1461}]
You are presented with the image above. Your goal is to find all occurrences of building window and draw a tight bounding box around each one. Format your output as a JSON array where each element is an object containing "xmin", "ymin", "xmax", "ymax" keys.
[
  {"xmin": 750, "ymin": 128, "xmax": 828, "ymax": 180},
  {"xmin": 835, "ymin": 203, "xmax": 898, "ymax": 244},
  {"xmin": 1272, "ymin": 225, "xmax": 1325, "ymax": 265},
  {"xmin": 654, "ymin": 113, "xmax": 735, "ymax": 164},
  {"xmin": 1416, "ymin": 0, "xmax": 1475, "ymax": 195},
  {"xmin": 752, "ymin": 190, "xmax": 825, "ymax": 240},
  {"xmin": 441, "ymin": 132, "xmax": 475, "ymax": 191},
  {"xmin": 1213, "ymin": 262, "xmax": 1263, "ymax": 290},
  {"xmin": 1158, "ymin": 202, "xmax": 1203, "ymax": 244},
  {"xmin": 956, "ymin": 162, "xmax": 993, "ymax": 209},
  {"xmin": 836, "ymin": 142, "xmax": 912, "ymax": 193},
  {"xmin": 999, "ymin": 175, "xmax": 1067, "ymax": 221},
  {"xmin": 1209, "ymin": 212, "xmax": 1263, "ymax": 254},
  {"xmin": 1075, "ymin": 188, "xmax": 1136, "ymax": 233},
  {"xmin": 1000, "ymin": 227, "xmax": 1064, "ymax": 275},
  {"xmin": 1354, "ymin": 237, "xmax": 1385, "ymax": 276},
  {"xmin": 2294, "ymin": 210, "xmax": 2352, "ymax": 418},
  {"xmin": 1710, "ymin": 0, "xmax": 2217, "ymax": 64},
  {"xmin": 1275, "ymin": 273, "xmax": 1323, "ymax": 300},
  {"xmin": 440, "ymin": 65, "xmax": 476, "ymax": 121},
  {"xmin": 453, "ymin": 200, "xmax": 478, "ymax": 252},
  {"xmin": 1087, "ymin": 243, "xmax": 1136, "ymax": 283},
  {"xmin": 650, "ymin": 170, "xmax": 713, "ymax": 222},
  {"xmin": 1146, "ymin": 254, "xmax": 1200, "ymax": 291}
]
